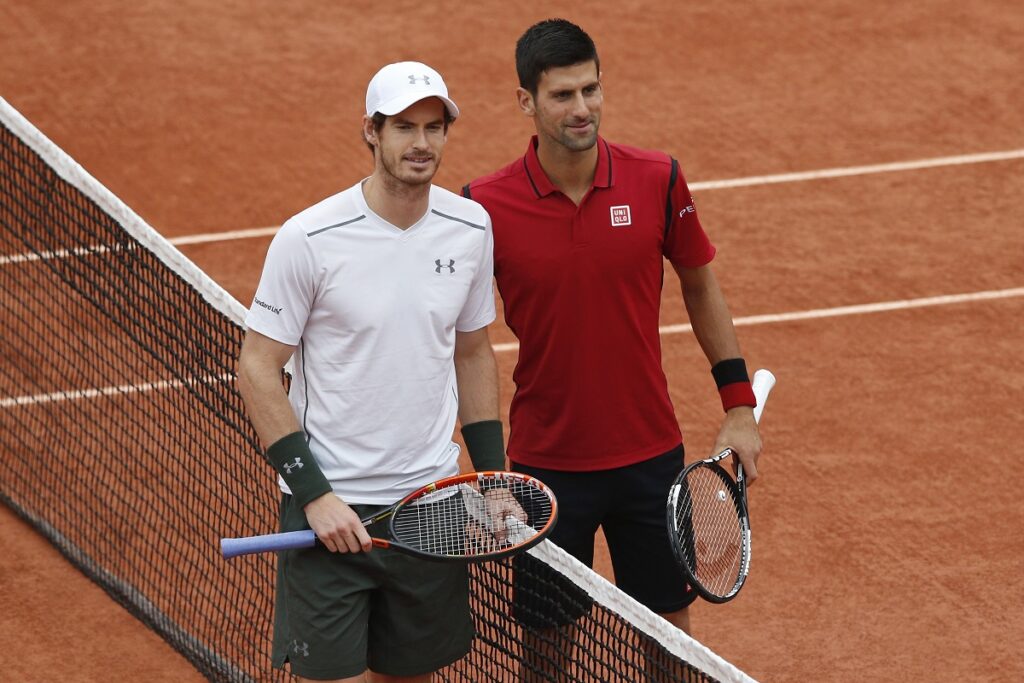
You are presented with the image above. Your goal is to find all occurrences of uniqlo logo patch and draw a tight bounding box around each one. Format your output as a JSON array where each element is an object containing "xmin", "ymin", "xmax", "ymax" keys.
[{"xmin": 610, "ymin": 205, "xmax": 632, "ymax": 227}]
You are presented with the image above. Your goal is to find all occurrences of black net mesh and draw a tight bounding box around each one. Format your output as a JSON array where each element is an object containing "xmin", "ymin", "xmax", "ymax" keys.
[{"xmin": 0, "ymin": 106, "xmax": 745, "ymax": 683}]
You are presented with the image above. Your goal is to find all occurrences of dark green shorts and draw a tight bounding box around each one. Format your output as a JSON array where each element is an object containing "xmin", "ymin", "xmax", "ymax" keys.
[{"xmin": 272, "ymin": 494, "xmax": 473, "ymax": 679}]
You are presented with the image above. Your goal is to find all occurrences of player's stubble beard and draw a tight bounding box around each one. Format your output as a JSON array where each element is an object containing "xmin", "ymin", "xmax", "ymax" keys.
[
  {"xmin": 377, "ymin": 139, "xmax": 442, "ymax": 195},
  {"xmin": 534, "ymin": 97, "xmax": 600, "ymax": 153},
  {"xmin": 556, "ymin": 114, "xmax": 600, "ymax": 152}
]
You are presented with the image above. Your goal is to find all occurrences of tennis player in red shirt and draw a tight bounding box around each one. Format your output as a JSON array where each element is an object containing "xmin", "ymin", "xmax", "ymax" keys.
[{"xmin": 464, "ymin": 18, "xmax": 764, "ymax": 640}]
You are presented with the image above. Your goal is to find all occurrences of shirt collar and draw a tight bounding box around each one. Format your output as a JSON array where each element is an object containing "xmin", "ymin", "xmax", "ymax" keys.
[{"xmin": 522, "ymin": 135, "xmax": 613, "ymax": 199}]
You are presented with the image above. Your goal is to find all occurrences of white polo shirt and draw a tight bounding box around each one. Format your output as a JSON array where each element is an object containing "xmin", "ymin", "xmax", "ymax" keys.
[{"xmin": 245, "ymin": 182, "xmax": 496, "ymax": 504}]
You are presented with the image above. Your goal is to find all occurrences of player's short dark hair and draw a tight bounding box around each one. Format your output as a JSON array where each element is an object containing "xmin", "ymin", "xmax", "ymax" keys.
[
  {"xmin": 515, "ymin": 19, "xmax": 600, "ymax": 95},
  {"xmin": 363, "ymin": 109, "xmax": 455, "ymax": 154},
  {"xmin": 364, "ymin": 112, "xmax": 387, "ymax": 154}
]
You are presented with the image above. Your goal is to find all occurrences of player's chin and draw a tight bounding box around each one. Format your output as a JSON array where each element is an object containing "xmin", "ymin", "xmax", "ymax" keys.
[
  {"xmin": 560, "ymin": 130, "xmax": 598, "ymax": 152},
  {"xmin": 400, "ymin": 159, "xmax": 440, "ymax": 183}
]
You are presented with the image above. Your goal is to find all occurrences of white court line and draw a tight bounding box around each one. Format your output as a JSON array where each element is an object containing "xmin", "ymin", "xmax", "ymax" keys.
[
  {"xmin": 163, "ymin": 148, "xmax": 1024, "ymax": 246},
  {"xmin": 0, "ymin": 374, "xmax": 232, "ymax": 409},
  {"xmin": 170, "ymin": 226, "xmax": 280, "ymax": 246},
  {"xmin": 687, "ymin": 149, "xmax": 1024, "ymax": 191},
  {"xmin": 0, "ymin": 243, "xmax": 131, "ymax": 266},
  {"xmin": 491, "ymin": 287, "xmax": 1024, "ymax": 353}
]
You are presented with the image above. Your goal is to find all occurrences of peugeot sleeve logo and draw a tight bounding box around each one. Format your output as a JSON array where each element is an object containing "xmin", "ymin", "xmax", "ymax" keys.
[{"xmin": 435, "ymin": 258, "xmax": 455, "ymax": 274}]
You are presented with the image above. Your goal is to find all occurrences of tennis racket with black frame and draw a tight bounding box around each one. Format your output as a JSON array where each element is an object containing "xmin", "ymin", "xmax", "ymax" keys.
[
  {"xmin": 667, "ymin": 368, "xmax": 776, "ymax": 603},
  {"xmin": 221, "ymin": 471, "xmax": 557, "ymax": 562}
]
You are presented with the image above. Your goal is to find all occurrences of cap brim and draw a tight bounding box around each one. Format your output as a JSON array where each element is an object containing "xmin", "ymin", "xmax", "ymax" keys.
[{"xmin": 373, "ymin": 93, "xmax": 460, "ymax": 119}]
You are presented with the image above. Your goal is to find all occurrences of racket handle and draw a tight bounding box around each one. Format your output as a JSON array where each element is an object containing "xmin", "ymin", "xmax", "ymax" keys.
[
  {"xmin": 221, "ymin": 530, "xmax": 317, "ymax": 559},
  {"xmin": 505, "ymin": 516, "xmax": 538, "ymax": 544},
  {"xmin": 751, "ymin": 369, "xmax": 776, "ymax": 424}
]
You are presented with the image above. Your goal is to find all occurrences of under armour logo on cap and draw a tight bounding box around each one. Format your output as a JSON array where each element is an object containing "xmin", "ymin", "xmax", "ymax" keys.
[{"xmin": 365, "ymin": 61, "xmax": 460, "ymax": 119}]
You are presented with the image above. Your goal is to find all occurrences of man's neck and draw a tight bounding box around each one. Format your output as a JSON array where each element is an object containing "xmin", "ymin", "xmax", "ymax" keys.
[
  {"xmin": 535, "ymin": 136, "xmax": 599, "ymax": 206},
  {"xmin": 362, "ymin": 174, "xmax": 431, "ymax": 230}
]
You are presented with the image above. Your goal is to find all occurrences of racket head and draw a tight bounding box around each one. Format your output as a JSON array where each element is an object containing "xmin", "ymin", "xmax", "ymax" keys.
[
  {"xmin": 667, "ymin": 458, "xmax": 750, "ymax": 603},
  {"xmin": 387, "ymin": 471, "xmax": 557, "ymax": 562}
]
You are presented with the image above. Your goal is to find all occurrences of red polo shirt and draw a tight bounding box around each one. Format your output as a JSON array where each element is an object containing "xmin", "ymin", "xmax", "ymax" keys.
[{"xmin": 465, "ymin": 136, "xmax": 716, "ymax": 471}]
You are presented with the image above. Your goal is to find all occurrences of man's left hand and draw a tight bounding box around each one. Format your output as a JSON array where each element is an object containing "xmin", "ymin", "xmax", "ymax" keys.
[{"xmin": 711, "ymin": 406, "xmax": 763, "ymax": 484}]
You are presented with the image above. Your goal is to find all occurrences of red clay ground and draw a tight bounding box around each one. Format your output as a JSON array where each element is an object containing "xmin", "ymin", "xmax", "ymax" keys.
[{"xmin": 2, "ymin": 1, "xmax": 1022, "ymax": 681}]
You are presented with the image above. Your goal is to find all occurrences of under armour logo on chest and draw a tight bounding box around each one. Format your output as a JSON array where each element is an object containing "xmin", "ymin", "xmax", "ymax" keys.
[
  {"xmin": 409, "ymin": 74, "xmax": 431, "ymax": 85},
  {"xmin": 435, "ymin": 259, "xmax": 455, "ymax": 274}
]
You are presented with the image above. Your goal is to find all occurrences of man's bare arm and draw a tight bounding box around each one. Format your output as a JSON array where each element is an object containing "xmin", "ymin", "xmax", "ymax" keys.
[
  {"xmin": 236, "ymin": 329, "xmax": 371, "ymax": 552},
  {"xmin": 454, "ymin": 326, "xmax": 505, "ymax": 471},
  {"xmin": 674, "ymin": 263, "xmax": 763, "ymax": 481}
]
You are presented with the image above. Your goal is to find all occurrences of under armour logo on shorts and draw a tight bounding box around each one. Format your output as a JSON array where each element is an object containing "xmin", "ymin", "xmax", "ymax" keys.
[
  {"xmin": 435, "ymin": 259, "xmax": 455, "ymax": 274},
  {"xmin": 408, "ymin": 75, "xmax": 431, "ymax": 85},
  {"xmin": 291, "ymin": 640, "xmax": 310, "ymax": 657},
  {"xmin": 282, "ymin": 458, "xmax": 304, "ymax": 474}
]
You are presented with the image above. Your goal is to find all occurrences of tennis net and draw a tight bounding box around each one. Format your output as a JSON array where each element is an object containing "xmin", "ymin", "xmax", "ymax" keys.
[{"xmin": 0, "ymin": 96, "xmax": 755, "ymax": 683}]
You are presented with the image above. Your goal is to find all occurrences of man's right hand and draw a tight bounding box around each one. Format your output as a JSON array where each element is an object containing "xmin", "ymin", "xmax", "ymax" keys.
[{"xmin": 303, "ymin": 493, "xmax": 373, "ymax": 553}]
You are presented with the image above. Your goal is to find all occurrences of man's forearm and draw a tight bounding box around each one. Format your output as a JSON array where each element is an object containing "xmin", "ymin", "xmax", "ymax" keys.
[
  {"xmin": 237, "ymin": 353, "xmax": 301, "ymax": 448},
  {"xmin": 677, "ymin": 263, "xmax": 758, "ymax": 414},
  {"xmin": 454, "ymin": 328, "xmax": 505, "ymax": 471},
  {"xmin": 455, "ymin": 349, "xmax": 500, "ymax": 424},
  {"xmin": 454, "ymin": 332, "xmax": 501, "ymax": 425},
  {"xmin": 678, "ymin": 264, "xmax": 743, "ymax": 365},
  {"xmin": 237, "ymin": 337, "xmax": 334, "ymax": 506}
]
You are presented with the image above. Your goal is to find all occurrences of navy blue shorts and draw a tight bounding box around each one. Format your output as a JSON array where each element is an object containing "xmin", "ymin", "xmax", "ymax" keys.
[{"xmin": 513, "ymin": 445, "xmax": 697, "ymax": 616}]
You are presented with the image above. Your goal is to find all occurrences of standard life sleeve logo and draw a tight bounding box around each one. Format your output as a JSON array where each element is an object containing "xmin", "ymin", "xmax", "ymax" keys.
[{"xmin": 253, "ymin": 297, "xmax": 284, "ymax": 315}]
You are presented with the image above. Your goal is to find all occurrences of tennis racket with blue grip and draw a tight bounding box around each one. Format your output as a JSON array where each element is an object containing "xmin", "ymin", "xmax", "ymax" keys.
[{"xmin": 222, "ymin": 471, "xmax": 557, "ymax": 562}]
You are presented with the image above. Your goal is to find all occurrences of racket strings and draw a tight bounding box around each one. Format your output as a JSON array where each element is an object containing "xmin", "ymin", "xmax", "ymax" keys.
[
  {"xmin": 674, "ymin": 468, "xmax": 745, "ymax": 596},
  {"xmin": 389, "ymin": 476, "xmax": 554, "ymax": 558}
]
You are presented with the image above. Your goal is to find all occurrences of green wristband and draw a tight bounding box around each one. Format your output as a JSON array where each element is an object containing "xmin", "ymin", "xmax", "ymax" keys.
[
  {"xmin": 461, "ymin": 420, "xmax": 506, "ymax": 472},
  {"xmin": 266, "ymin": 431, "xmax": 333, "ymax": 508}
]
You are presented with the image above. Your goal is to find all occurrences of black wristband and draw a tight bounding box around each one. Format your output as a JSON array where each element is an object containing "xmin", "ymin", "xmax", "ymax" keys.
[
  {"xmin": 461, "ymin": 420, "xmax": 506, "ymax": 472},
  {"xmin": 711, "ymin": 358, "xmax": 750, "ymax": 388},
  {"xmin": 265, "ymin": 431, "xmax": 333, "ymax": 509}
]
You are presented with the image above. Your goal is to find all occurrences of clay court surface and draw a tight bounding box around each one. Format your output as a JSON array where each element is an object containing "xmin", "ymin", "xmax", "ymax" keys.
[{"xmin": 1, "ymin": 1, "xmax": 1022, "ymax": 681}]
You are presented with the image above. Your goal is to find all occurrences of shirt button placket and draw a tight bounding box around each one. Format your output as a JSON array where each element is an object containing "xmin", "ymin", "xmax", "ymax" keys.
[{"xmin": 571, "ymin": 203, "xmax": 588, "ymax": 248}]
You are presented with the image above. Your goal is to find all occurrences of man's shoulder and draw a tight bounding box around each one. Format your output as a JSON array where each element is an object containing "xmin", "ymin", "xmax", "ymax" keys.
[
  {"xmin": 464, "ymin": 156, "xmax": 527, "ymax": 198},
  {"xmin": 600, "ymin": 140, "xmax": 685, "ymax": 196},
  {"xmin": 430, "ymin": 185, "xmax": 490, "ymax": 230},
  {"xmin": 605, "ymin": 140, "xmax": 675, "ymax": 171},
  {"xmin": 286, "ymin": 184, "xmax": 364, "ymax": 237}
]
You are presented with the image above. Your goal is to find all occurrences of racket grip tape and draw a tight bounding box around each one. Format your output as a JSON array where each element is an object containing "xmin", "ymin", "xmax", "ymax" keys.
[
  {"xmin": 751, "ymin": 369, "xmax": 777, "ymax": 424},
  {"xmin": 221, "ymin": 529, "xmax": 317, "ymax": 558}
]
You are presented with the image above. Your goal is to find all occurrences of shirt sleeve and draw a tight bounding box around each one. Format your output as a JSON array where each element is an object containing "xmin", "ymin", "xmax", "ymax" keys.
[
  {"xmin": 455, "ymin": 213, "xmax": 497, "ymax": 332},
  {"xmin": 663, "ymin": 158, "xmax": 717, "ymax": 268},
  {"xmin": 244, "ymin": 219, "xmax": 317, "ymax": 345}
]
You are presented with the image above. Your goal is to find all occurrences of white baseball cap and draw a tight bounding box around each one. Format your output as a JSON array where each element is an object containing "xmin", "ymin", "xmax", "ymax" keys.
[{"xmin": 365, "ymin": 61, "xmax": 460, "ymax": 119}]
